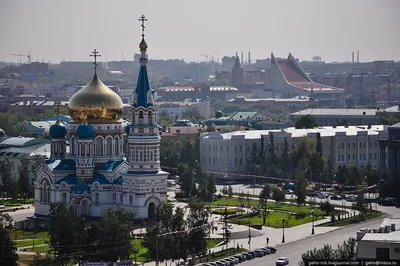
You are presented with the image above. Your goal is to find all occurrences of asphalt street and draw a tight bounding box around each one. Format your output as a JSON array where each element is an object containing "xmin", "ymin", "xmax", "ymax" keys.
[
  {"xmin": 8, "ymin": 207, "xmax": 34, "ymax": 222},
  {"xmin": 239, "ymin": 217, "xmax": 385, "ymax": 266}
]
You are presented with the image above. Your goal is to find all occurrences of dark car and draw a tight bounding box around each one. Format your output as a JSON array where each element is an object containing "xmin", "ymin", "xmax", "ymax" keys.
[
  {"xmin": 330, "ymin": 195, "xmax": 342, "ymax": 200},
  {"xmin": 381, "ymin": 197, "xmax": 397, "ymax": 206},
  {"xmin": 243, "ymin": 252, "xmax": 253, "ymax": 260},
  {"xmin": 265, "ymin": 245, "xmax": 277, "ymax": 253}
]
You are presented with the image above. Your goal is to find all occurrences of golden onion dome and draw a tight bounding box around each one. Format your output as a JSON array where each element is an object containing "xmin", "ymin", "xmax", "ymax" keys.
[
  {"xmin": 139, "ymin": 37, "xmax": 148, "ymax": 51},
  {"xmin": 68, "ymin": 72, "xmax": 123, "ymax": 123}
]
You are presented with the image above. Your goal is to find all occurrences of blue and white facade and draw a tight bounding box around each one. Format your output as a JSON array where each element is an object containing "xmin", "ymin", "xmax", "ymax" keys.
[{"xmin": 33, "ymin": 24, "xmax": 168, "ymax": 221}]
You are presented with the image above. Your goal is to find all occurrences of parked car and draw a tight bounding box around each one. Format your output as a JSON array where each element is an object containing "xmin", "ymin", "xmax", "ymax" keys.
[
  {"xmin": 218, "ymin": 259, "xmax": 230, "ymax": 266},
  {"xmin": 330, "ymin": 195, "xmax": 342, "ymax": 200},
  {"xmin": 226, "ymin": 180, "xmax": 236, "ymax": 185},
  {"xmin": 233, "ymin": 255, "xmax": 245, "ymax": 262},
  {"xmin": 214, "ymin": 261, "xmax": 226, "ymax": 266},
  {"xmin": 276, "ymin": 257, "xmax": 289, "ymax": 265},
  {"xmin": 247, "ymin": 251, "xmax": 256, "ymax": 258},
  {"xmin": 286, "ymin": 189, "xmax": 294, "ymax": 194},
  {"xmin": 265, "ymin": 245, "xmax": 277, "ymax": 253},
  {"xmin": 243, "ymin": 252, "xmax": 253, "ymax": 259},
  {"xmin": 253, "ymin": 250, "xmax": 264, "ymax": 257},
  {"xmin": 227, "ymin": 257, "xmax": 239, "ymax": 264},
  {"xmin": 346, "ymin": 196, "xmax": 356, "ymax": 202},
  {"xmin": 260, "ymin": 247, "xmax": 272, "ymax": 255},
  {"xmin": 381, "ymin": 197, "xmax": 397, "ymax": 206},
  {"xmin": 208, "ymin": 263, "xmax": 217, "ymax": 266}
]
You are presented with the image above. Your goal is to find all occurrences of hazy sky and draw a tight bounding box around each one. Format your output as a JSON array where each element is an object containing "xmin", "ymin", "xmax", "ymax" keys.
[{"xmin": 1, "ymin": 0, "xmax": 399, "ymax": 64}]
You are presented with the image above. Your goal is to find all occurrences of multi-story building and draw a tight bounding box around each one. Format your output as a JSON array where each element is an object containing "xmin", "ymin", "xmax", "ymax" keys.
[
  {"xmin": 200, "ymin": 125, "xmax": 387, "ymax": 179},
  {"xmin": 379, "ymin": 122, "xmax": 400, "ymax": 180}
]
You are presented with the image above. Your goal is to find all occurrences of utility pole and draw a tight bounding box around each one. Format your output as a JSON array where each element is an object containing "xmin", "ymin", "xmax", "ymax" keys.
[
  {"xmin": 281, "ymin": 216, "xmax": 286, "ymax": 243},
  {"xmin": 247, "ymin": 193, "xmax": 251, "ymax": 250}
]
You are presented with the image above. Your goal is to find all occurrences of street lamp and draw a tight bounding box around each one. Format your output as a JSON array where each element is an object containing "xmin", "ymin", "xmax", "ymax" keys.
[
  {"xmin": 253, "ymin": 165, "xmax": 260, "ymax": 195},
  {"xmin": 262, "ymin": 198, "xmax": 267, "ymax": 225},
  {"xmin": 32, "ymin": 234, "xmax": 36, "ymax": 250},
  {"xmin": 267, "ymin": 210, "xmax": 270, "ymax": 227},
  {"xmin": 310, "ymin": 209, "xmax": 316, "ymax": 235},
  {"xmin": 281, "ymin": 216, "xmax": 287, "ymax": 243},
  {"xmin": 247, "ymin": 194, "xmax": 251, "ymax": 250}
]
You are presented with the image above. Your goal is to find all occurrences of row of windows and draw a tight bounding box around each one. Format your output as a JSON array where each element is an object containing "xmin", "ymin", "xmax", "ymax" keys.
[
  {"xmin": 337, "ymin": 153, "xmax": 377, "ymax": 162},
  {"xmin": 337, "ymin": 141, "xmax": 378, "ymax": 149},
  {"xmin": 131, "ymin": 146, "xmax": 159, "ymax": 162},
  {"xmin": 71, "ymin": 136, "xmax": 122, "ymax": 157},
  {"xmin": 207, "ymin": 143, "xmax": 288, "ymax": 153}
]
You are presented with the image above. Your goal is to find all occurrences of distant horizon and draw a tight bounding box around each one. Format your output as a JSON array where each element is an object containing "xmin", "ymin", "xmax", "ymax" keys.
[{"xmin": 1, "ymin": 0, "xmax": 399, "ymax": 63}]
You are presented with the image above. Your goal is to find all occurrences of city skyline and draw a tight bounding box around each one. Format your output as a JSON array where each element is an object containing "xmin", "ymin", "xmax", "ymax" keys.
[{"xmin": 0, "ymin": 0, "xmax": 400, "ymax": 64}]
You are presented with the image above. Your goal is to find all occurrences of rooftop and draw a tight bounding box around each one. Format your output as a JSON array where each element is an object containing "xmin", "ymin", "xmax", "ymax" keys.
[
  {"xmin": 360, "ymin": 218, "xmax": 400, "ymax": 243},
  {"xmin": 290, "ymin": 108, "xmax": 378, "ymax": 116},
  {"xmin": 0, "ymin": 137, "xmax": 51, "ymax": 148},
  {"xmin": 229, "ymin": 111, "xmax": 260, "ymax": 121},
  {"xmin": 202, "ymin": 125, "xmax": 386, "ymax": 140}
]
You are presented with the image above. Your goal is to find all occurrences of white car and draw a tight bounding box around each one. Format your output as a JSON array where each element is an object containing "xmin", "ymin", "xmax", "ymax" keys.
[{"xmin": 276, "ymin": 257, "xmax": 289, "ymax": 265}]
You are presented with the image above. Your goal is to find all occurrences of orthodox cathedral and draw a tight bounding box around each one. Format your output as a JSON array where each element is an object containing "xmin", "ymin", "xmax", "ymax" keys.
[{"xmin": 33, "ymin": 16, "xmax": 168, "ymax": 221}]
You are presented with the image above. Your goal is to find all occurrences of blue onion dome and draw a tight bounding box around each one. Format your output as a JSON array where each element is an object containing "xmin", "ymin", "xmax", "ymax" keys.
[
  {"xmin": 76, "ymin": 124, "xmax": 94, "ymax": 140},
  {"xmin": 49, "ymin": 120, "xmax": 67, "ymax": 139}
]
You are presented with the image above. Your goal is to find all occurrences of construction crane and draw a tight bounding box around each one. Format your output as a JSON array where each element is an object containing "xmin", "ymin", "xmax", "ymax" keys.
[
  {"xmin": 200, "ymin": 53, "xmax": 208, "ymax": 63},
  {"xmin": 211, "ymin": 48, "xmax": 218, "ymax": 62},
  {"xmin": 11, "ymin": 51, "xmax": 31, "ymax": 64}
]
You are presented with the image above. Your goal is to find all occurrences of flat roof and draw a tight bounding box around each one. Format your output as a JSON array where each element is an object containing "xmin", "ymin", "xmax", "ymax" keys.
[
  {"xmin": 202, "ymin": 125, "xmax": 386, "ymax": 140},
  {"xmin": 291, "ymin": 108, "xmax": 377, "ymax": 116},
  {"xmin": 361, "ymin": 218, "xmax": 400, "ymax": 242}
]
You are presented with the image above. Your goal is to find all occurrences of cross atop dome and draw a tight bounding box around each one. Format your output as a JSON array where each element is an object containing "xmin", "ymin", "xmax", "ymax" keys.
[
  {"xmin": 138, "ymin": 15, "xmax": 148, "ymax": 52},
  {"xmin": 139, "ymin": 15, "xmax": 147, "ymax": 38},
  {"xmin": 90, "ymin": 49, "xmax": 101, "ymax": 70}
]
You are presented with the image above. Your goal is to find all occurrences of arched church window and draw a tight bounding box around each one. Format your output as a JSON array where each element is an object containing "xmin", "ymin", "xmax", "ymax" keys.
[
  {"xmin": 86, "ymin": 144, "xmax": 91, "ymax": 157},
  {"xmin": 80, "ymin": 144, "xmax": 85, "ymax": 157},
  {"xmin": 115, "ymin": 137, "xmax": 119, "ymax": 155},
  {"xmin": 40, "ymin": 187, "xmax": 43, "ymax": 203},
  {"xmin": 148, "ymin": 111, "xmax": 153, "ymax": 124},
  {"xmin": 95, "ymin": 137, "xmax": 103, "ymax": 156},
  {"xmin": 129, "ymin": 194, "xmax": 133, "ymax": 205},
  {"xmin": 47, "ymin": 186, "xmax": 50, "ymax": 203},
  {"xmin": 70, "ymin": 136, "xmax": 75, "ymax": 155},
  {"xmin": 95, "ymin": 193, "xmax": 99, "ymax": 204},
  {"xmin": 150, "ymin": 151, "xmax": 154, "ymax": 161},
  {"xmin": 113, "ymin": 193, "xmax": 116, "ymax": 203},
  {"xmin": 94, "ymin": 183, "xmax": 99, "ymax": 190},
  {"xmin": 106, "ymin": 137, "xmax": 112, "ymax": 156},
  {"xmin": 54, "ymin": 143, "xmax": 59, "ymax": 155},
  {"xmin": 139, "ymin": 111, "xmax": 144, "ymax": 125},
  {"xmin": 139, "ymin": 151, "xmax": 143, "ymax": 161}
]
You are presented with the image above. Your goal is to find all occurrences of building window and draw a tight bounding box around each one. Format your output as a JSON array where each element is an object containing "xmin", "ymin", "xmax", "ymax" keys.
[
  {"xmin": 374, "ymin": 153, "xmax": 377, "ymax": 160},
  {"xmin": 216, "ymin": 158, "xmax": 218, "ymax": 165},
  {"xmin": 95, "ymin": 138, "xmax": 103, "ymax": 156},
  {"xmin": 129, "ymin": 195, "xmax": 133, "ymax": 205},
  {"xmin": 226, "ymin": 146, "xmax": 229, "ymax": 152},
  {"xmin": 347, "ymin": 154, "xmax": 350, "ymax": 161},
  {"xmin": 120, "ymin": 194, "xmax": 123, "ymax": 204},
  {"xmin": 363, "ymin": 142, "xmax": 366, "ymax": 148},
  {"xmin": 95, "ymin": 193, "xmax": 99, "ymax": 204},
  {"xmin": 113, "ymin": 193, "xmax": 116, "ymax": 203},
  {"xmin": 247, "ymin": 146, "xmax": 250, "ymax": 152},
  {"xmin": 239, "ymin": 158, "xmax": 242, "ymax": 165},
  {"xmin": 374, "ymin": 142, "xmax": 377, "ymax": 148},
  {"xmin": 363, "ymin": 154, "xmax": 366, "ymax": 160},
  {"xmin": 359, "ymin": 154, "xmax": 362, "ymax": 160},
  {"xmin": 341, "ymin": 155, "xmax": 344, "ymax": 161},
  {"xmin": 62, "ymin": 192, "xmax": 67, "ymax": 203},
  {"xmin": 115, "ymin": 137, "xmax": 119, "ymax": 155},
  {"xmin": 239, "ymin": 146, "xmax": 242, "ymax": 152},
  {"xmin": 235, "ymin": 158, "xmax": 237, "ymax": 165},
  {"xmin": 369, "ymin": 142, "xmax": 372, "ymax": 148},
  {"xmin": 220, "ymin": 146, "xmax": 223, "ymax": 152},
  {"xmin": 106, "ymin": 137, "xmax": 112, "ymax": 156},
  {"xmin": 353, "ymin": 154, "xmax": 355, "ymax": 160},
  {"xmin": 353, "ymin": 142, "xmax": 355, "ymax": 148},
  {"xmin": 341, "ymin": 143, "xmax": 344, "ymax": 149},
  {"xmin": 337, "ymin": 155, "xmax": 340, "ymax": 161},
  {"xmin": 376, "ymin": 248, "xmax": 390, "ymax": 260},
  {"xmin": 234, "ymin": 146, "xmax": 237, "ymax": 152},
  {"xmin": 359, "ymin": 142, "xmax": 362, "ymax": 148},
  {"xmin": 369, "ymin": 153, "xmax": 371, "ymax": 160},
  {"xmin": 209, "ymin": 145, "xmax": 211, "ymax": 151},
  {"xmin": 347, "ymin": 143, "xmax": 350, "ymax": 149},
  {"xmin": 209, "ymin": 157, "xmax": 211, "ymax": 164}
]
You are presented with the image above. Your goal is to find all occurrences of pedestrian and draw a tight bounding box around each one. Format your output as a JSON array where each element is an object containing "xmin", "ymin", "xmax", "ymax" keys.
[{"xmin": 266, "ymin": 237, "xmax": 269, "ymax": 245}]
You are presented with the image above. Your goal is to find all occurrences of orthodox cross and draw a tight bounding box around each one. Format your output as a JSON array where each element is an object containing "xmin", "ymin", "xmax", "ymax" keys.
[
  {"xmin": 54, "ymin": 101, "xmax": 61, "ymax": 120},
  {"xmin": 90, "ymin": 49, "xmax": 101, "ymax": 70},
  {"xmin": 138, "ymin": 15, "xmax": 147, "ymax": 37}
]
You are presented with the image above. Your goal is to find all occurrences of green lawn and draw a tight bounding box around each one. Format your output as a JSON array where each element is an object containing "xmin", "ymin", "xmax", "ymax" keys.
[
  {"xmin": 26, "ymin": 244, "xmax": 51, "ymax": 253},
  {"xmin": 230, "ymin": 211, "xmax": 324, "ymax": 228},
  {"xmin": 0, "ymin": 198, "xmax": 34, "ymax": 206},
  {"xmin": 15, "ymin": 238, "xmax": 46, "ymax": 248},
  {"xmin": 207, "ymin": 239, "xmax": 223, "ymax": 249},
  {"xmin": 212, "ymin": 208, "xmax": 244, "ymax": 215},
  {"xmin": 317, "ymin": 211, "xmax": 383, "ymax": 227},
  {"xmin": 131, "ymin": 239, "xmax": 151, "ymax": 262},
  {"xmin": 209, "ymin": 197, "xmax": 324, "ymax": 215},
  {"xmin": 11, "ymin": 230, "xmax": 49, "ymax": 241}
]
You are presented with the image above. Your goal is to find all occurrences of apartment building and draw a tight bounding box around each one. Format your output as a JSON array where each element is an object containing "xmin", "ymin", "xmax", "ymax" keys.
[{"xmin": 200, "ymin": 125, "xmax": 387, "ymax": 179}]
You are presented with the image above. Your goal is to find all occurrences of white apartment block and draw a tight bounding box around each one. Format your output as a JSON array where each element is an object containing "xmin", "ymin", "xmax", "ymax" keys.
[{"xmin": 200, "ymin": 125, "xmax": 388, "ymax": 179}]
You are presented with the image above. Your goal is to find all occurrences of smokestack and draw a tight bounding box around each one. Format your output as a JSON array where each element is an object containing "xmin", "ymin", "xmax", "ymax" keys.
[
  {"xmin": 241, "ymin": 51, "xmax": 243, "ymax": 65},
  {"xmin": 352, "ymin": 52, "xmax": 354, "ymax": 63},
  {"xmin": 357, "ymin": 51, "xmax": 359, "ymax": 63},
  {"xmin": 248, "ymin": 51, "xmax": 251, "ymax": 64}
]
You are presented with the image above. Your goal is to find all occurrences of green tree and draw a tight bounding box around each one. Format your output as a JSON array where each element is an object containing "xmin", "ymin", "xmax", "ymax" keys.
[
  {"xmin": 268, "ymin": 134, "xmax": 278, "ymax": 177},
  {"xmin": 158, "ymin": 110, "xmax": 174, "ymax": 127},
  {"xmin": 228, "ymin": 185, "xmax": 233, "ymax": 198},
  {"xmin": 0, "ymin": 158, "xmax": 13, "ymax": 196},
  {"xmin": 18, "ymin": 159, "xmax": 31, "ymax": 200},
  {"xmin": 353, "ymin": 192, "xmax": 368, "ymax": 220},
  {"xmin": 280, "ymin": 138, "xmax": 292, "ymax": 178},
  {"xmin": 259, "ymin": 184, "xmax": 271, "ymax": 203},
  {"xmin": 187, "ymin": 201, "xmax": 208, "ymax": 256},
  {"xmin": 205, "ymin": 174, "xmax": 216, "ymax": 202},
  {"xmin": 299, "ymin": 238, "xmax": 356, "ymax": 266},
  {"xmin": 320, "ymin": 201, "xmax": 334, "ymax": 215},
  {"xmin": 294, "ymin": 166, "xmax": 308, "ymax": 211},
  {"xmin": 48, "ymin": 202, "xmax": 81, "ymax": 263},
  {"xmin": 179, "ymin": 169, "xmax": 194, "ymax": 197},
  {"xmin": 271, "ymin": 186, "xmax": 286, "ymax": 207},
  {"xmin": 95, "ymin": 208, "xmax": 135, "ymax": 262},
  {"xmin": 182, "ymin": 108, "xmax": 204, "ymax": 124},
  {"xmin": 180, "ymin": 142, "xmax": 195, "ymax": 167},
  {"xmin": 295, "ymin": 115, "xmax": 318, "ymax": 129},
  {"xmin": 0, "ymin": 213, "xmax": 18, "ymax": 266}
]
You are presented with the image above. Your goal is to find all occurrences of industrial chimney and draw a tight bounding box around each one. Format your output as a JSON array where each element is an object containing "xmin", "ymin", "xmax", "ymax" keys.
[
  {"xmin": 248, "ymin": 51, "xmax": 251, "ymax": 64},
  {"xmin": 357, "ymin": 51, "xmax": 360, "ymax": 63},
  {"xmin": 241, "ymin": 51, "xmax": 243, "ymax": 65},
  {"xmin": 352, "ymin": 52, "xmax": 354, "ymax": 63}
]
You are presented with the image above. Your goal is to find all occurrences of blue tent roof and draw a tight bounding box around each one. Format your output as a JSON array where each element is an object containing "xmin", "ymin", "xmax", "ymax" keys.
[
  {"xmin": 75, "ymin": 178, "xmax": 88, "ymax": 194},
  {"xmin": 133, "ymin": 65, "xmax": 153, "ymax": 108},
  {"xmin": 47, "ymin": 159, "xmax": 76, "ymax": 171},
  {"xmin": 98, "ymin": 160, "xmax": 124, "ymax": 171},
  {"xmin": 113, "ymin": 176, "xmax": 123, "ymax": 185},
  {"xmin": 88, "ymin": 174, "xmax": 110, "ymax": 185},
  {"xmin": 55, "ymin": 174, "xmax": 77, "ymax": 185}
]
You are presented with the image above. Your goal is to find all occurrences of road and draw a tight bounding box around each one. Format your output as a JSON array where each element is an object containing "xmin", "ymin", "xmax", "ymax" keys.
[
  {"xmin": 240, "ymin": 217, "xmax": 385, "ymax": 266},
  {"xmin": 8, "ymin": 207, "xmax": 34, "ymax": 222}
]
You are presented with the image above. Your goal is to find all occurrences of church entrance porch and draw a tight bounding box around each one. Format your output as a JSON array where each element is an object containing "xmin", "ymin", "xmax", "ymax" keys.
[{"xmin": 148, "ymin": 202, "xmax": 156, "ymax": 219}]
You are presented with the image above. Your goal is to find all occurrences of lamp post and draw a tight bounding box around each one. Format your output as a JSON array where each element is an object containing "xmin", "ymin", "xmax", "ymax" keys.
[
  {"xmin": 32, "ymin": 234, "xmax": 36, "ymax": 250},
  {"xmin": 310, "ymin": 209, "xmax": 315, "ymax": 235},
  {"xmin": 281, "ymin": 216, "xmax": 286, "ymax": 243},
  {"xmin": 253, "ymin": 165, "xmax": 260, "ymax": 195},
  {"xmin": 247, "ymin": 193, "xmax": 251, "ymax": 250},
  {"xmin": 262, "ymin": 198, "xmax": 267, "ymax": 225},
  {"xmin": 267, "ymin": 210, "xmax": 270, "ymax": 227}
]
